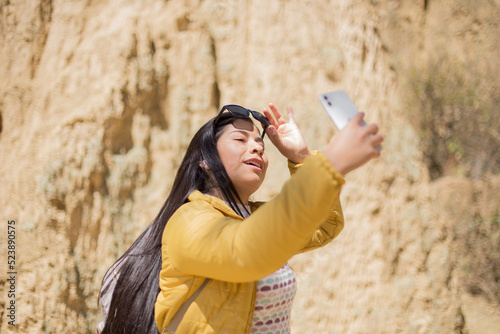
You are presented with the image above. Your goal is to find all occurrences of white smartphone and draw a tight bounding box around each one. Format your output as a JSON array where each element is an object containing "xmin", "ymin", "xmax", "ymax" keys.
[{"xmin": 318, "ymin": 90, "xmax": 365, "ymax": 130}]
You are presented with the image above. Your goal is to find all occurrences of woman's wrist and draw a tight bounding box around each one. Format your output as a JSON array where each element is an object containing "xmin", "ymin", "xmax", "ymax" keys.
[
  {"xmin": 288, "ymin": 149, "xmax": 317, "ymax": 165},
  {"xmin": 287, "ymin": 148, "xmax": 311, "ymax": 164}
]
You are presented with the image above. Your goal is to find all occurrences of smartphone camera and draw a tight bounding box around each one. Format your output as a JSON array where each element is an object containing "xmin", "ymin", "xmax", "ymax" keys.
[{"xmin": 323, "ymin": 95, "xmax": 332, "ymax": 106}]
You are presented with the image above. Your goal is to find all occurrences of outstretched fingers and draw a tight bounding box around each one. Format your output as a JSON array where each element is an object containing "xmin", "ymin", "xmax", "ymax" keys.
[
  {"xmin": 263, "ymin": 103, "xmax": 297, "ymax": 129},
  {"xmin": 263, "ymin": 108, "xmax": 280, "ymax": 130},
  {"xmin": 268, "ymin": 103, "xmax": 289, "ymax": 125},
  {"xmin": 286, "ymin": 106, "xmax": 296, "ymax": 124},
  {"xmin": 262, "ymin": 108, "xmax": 280, "ymax": 146}
]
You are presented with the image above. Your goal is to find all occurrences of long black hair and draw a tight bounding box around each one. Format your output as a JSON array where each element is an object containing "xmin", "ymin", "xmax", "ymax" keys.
[{"xmin": 99, "ymin": 114, "xmax": 255, "ymax": 333}]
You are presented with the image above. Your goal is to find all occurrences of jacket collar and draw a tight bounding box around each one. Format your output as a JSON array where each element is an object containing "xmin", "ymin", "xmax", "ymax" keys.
[{"xmin": 187, "ymin": 190, "xmax": 246, "ymax": 220}]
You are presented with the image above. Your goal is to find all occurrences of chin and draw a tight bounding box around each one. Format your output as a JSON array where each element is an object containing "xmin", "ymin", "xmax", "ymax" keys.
[{"xmin": 238, "ymin": 179, "xmax": 264, "ymax": 195}]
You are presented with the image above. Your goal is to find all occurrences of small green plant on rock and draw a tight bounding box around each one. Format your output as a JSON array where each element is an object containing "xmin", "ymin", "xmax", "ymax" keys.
[{"xmin": 404, "ymin": 57, "xmax": 500, "ymax": 180}]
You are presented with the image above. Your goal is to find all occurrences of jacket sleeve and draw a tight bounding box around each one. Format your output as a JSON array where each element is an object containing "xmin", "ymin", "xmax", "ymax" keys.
[
  {"xmin": 164, "ymin": 153, "xmax": 345, "ymax": 283},
  {"xmin": 286, "ymin": 154, "xmax": 345, "ymax": 254}
]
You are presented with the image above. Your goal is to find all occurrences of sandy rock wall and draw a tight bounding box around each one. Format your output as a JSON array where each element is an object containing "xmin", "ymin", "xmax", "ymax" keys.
[{"xmin": 1, "ymin": 0, "xmax": 499, "ymax": 333}]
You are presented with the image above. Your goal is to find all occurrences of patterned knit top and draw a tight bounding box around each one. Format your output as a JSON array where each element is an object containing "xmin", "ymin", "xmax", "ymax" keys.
[
  {"xmin": 250, "ymin": 264, "xmax": 297, "ymax": 333},
  {"xmin": 230, "ymin": 202, "xmax": 298, "ymax": 334}
]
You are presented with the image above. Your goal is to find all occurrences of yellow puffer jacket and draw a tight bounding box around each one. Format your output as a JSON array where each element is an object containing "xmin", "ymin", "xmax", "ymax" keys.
[{"xmin": 155, "ymin": 153, "xmax": 345, "ymax": 333}]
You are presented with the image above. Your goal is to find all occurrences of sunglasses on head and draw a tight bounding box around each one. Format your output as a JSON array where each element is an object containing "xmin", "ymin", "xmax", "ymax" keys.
[{"xmin": 214, "ymin": 104, "xmax": 270, "ymax": 139}]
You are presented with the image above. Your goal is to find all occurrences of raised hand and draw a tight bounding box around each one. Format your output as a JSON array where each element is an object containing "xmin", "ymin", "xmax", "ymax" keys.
[
  {"xmin": 324, "ymin": 112, "xmax": 383, "ymax": 175},
  {"xmin": 263, "ymin": 103, "xmax": 310, "ymax": 164}
]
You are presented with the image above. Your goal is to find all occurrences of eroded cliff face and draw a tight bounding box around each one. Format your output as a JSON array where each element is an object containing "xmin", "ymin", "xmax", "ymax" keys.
[{"xmin": 1, "ymin": 0, "xmax": 499, "ymax": 333}]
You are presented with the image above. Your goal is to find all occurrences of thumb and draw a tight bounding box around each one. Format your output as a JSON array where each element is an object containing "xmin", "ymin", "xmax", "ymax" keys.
[{"xmin": 349, "ymin": 112, "xmax": 365, "ymax": 126}]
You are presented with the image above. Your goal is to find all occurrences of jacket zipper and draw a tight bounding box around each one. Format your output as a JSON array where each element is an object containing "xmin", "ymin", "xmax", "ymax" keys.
[{"xmin": 245, "ymin": 281, "xmax": 258, "ymax": 334}]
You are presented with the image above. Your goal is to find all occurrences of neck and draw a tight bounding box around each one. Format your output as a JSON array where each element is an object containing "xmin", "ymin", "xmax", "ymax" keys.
[{"xmin": 206, "ymin": 187, "xmax": 249, "ymax": 206}]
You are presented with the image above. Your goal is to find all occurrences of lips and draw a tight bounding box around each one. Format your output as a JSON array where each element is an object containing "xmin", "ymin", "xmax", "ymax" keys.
[{"xmin": 244, "ymin": 158, "xmax": 263, "ymax": 170}]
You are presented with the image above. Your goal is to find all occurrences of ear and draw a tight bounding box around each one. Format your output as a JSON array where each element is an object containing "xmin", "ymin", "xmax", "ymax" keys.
[{"xmin": 199, "ymin": 160, "xmax": 210, "ymax": 170}]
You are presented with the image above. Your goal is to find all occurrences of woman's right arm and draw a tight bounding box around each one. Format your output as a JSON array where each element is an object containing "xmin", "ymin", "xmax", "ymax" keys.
[
  {"xmin": 165, "ymin": 113, "xmax": 382, "ymax": 283},
  {"xmin": 324, "ymin": 112, "xmax": 383, "ymax": 175},
  {"xmin": 165, "ymin": 153, "xmax": 344, "ymax": 283}
]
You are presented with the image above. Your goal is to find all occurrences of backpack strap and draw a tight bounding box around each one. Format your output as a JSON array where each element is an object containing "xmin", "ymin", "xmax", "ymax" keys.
[{"xmin": 162, "ymin": 279, "xmax": 209, "ymax": 334}]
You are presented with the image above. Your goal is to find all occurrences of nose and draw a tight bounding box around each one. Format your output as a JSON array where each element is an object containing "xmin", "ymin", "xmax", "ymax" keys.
[{"xmin": 249, "ymin": 141, "xmax": 264, "ymax": 156}]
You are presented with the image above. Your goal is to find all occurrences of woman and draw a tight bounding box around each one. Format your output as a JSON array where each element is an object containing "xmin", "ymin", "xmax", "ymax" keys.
[{"xmin": 98, "ymin": 103, "xmax": 383, "ymax": 333}]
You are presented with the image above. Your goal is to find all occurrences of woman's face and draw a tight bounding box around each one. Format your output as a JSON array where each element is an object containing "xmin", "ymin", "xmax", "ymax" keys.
[{"xmin": 216, "ymin": 118, "xmax": 268, "ymax": 203}]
